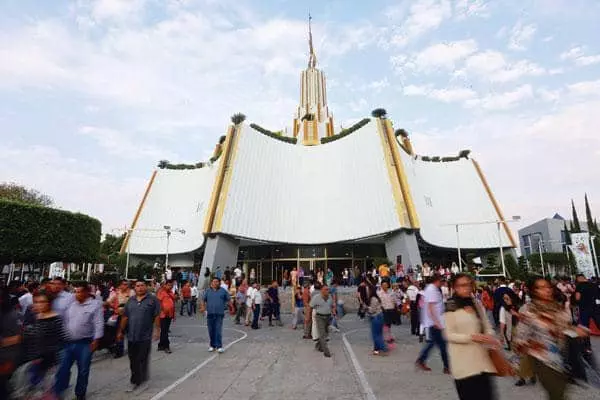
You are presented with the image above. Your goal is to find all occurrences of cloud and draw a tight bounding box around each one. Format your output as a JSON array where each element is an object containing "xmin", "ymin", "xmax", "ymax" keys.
[
  {"xmin": 78, "ymin": 126, "xmax": 177, "ymax": 160},
  {"xmin": 454, "ymin": 0, "xmax": 490, "ymax": 20},
  {"xmin": 408, "ymin": 39, "xmax": 478, "ymax": 71},
  {"xmin": 567, "ymin": 79, "xmax": 600, "ymax": 97},
  {"xmin": 560, "ymin": 46, "xmax": 600, "ymax": 66},
  {"xmin": 0, "ymin": 144, "xmax": 147, "ymax": 231},
  {"xmin": 403, "ymin": 84, "xmax": 477, "ymax": 103},
  {"xmin": 389, "ymin": 0, "xmax": 452, "ymax": 46},
  {"xmin": 465, "ymin": 84, "xmax": 533, "ymax": 110},
  {"xmin": 508, "ymin": 21, "xmax": 537, "ymax": 51},
  {"xmin": 461, "ymin": 50, "xmax": 545, "ymax": 82}
]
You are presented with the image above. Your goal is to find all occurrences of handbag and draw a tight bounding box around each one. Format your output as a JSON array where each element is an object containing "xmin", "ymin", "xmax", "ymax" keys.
[
  {"xmin": 488, "ymin": 348, "xmax": 515, "ymax": 376},
  {"xmin": 473, "ymin": 301, "xmax": 515, "ymax": 376}
]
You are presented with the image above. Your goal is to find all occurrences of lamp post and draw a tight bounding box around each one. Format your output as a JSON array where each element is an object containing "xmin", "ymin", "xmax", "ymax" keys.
[
  {"xmin": 163, "ymin": 225, "xmax": 186, "ymax": 272},
  {"xmin": 445, "ymin": 216, "xmax": 520, "ymax": 277}
]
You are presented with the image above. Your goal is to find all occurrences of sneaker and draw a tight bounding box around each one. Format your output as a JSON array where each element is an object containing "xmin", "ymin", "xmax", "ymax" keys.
[
  {"xmin": 415, "ymin": 361, "xmax": 432, "ymax": 372},
  {"xmin": 515, "ymin": 379, "xmax": 526, "ymax": 387},
  {"xmin": 208, "ymin": 347, "xmax": 215, "ymax": 352},
  {"xmin": 126, "ymin": 384, "xmax": 138, "ymax": 393},
  {"xmin": 443, "ymin": 368, "xmax": 451, "ymax": 375},
  {"xmin": 323, "ymin": 351, "xmax": 332, "ymax": 358},
  {"xmin": 217, "ymin": 348, "xmax": 225, "ymax": 353},
  {"xmin": 165, "ymin": 348, "xmax": 172, "ymax": 354}
]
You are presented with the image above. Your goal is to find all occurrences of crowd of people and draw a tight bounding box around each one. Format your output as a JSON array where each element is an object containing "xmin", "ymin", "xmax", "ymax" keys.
[{"xmin": 1, "ymin": 261, "xmax": 599, "ymax": 400}]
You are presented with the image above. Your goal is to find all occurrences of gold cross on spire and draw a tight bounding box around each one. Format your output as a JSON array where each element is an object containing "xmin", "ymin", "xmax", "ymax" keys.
[{"xmin": 308, "ymin": 13, "xmax": 317, "ymax": 68}]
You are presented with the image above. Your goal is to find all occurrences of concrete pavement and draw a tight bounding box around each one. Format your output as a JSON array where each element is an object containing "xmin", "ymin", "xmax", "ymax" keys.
[{"xmin": 65, "ymin": 312, "xmax": 600, "ymax": 400}]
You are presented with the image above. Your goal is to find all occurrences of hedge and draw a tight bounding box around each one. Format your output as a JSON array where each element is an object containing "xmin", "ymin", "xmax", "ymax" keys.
[
  {"xmin": 0, "ymin": 199, "xmax": 101, "ymax": 263},
  {"xmin": 321, "ymin": 118, "xmax": 370, "ymax": 144},
  {"xmin": 249, "ymin": 123, "xmax": 297, "ymax": 144}
]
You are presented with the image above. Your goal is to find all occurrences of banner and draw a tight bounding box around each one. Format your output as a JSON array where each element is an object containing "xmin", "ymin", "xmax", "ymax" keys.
[{"xmin": 569, "ymin": 232, "xmax": 595, "ymax": 278}]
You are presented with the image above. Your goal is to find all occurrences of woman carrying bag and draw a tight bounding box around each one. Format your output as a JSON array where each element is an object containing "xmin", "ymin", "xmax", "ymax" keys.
[{"xmin": 445, "ymin": 273, "xmax": 502, "ymax": 400}]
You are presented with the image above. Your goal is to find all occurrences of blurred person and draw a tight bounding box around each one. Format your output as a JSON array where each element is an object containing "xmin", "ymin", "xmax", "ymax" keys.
[
  {"xmin": 157, "ymin": 280, "xmax": 175, "ymax": 353},
  {"xmin": 292, "ymin": 286, "xmax": 304, "ymax": 330},
  {"xmin": 200, "ymin": 278, "xmax": 231, "ymax": 353},
  {"xmin": 55, "ymin": 282, "xmax": 104, "ymax": 400},
  {"xmin": 0, "ymin": 286, "xmax": 21, "ymax": 398},
  {"xmin": 514, "ymin": 277, "xmax": 589, "ymax": 400},
  {"xmin": 310, "ymin": 284, "xmax": 334, "ymax": 358},
  {"xmin": 445, "ymin": 273, "xmax": 499, "ymax": 400},
  {"xmin": 366, "ymin": 284, "xmax": 387, "ymax": 356}
]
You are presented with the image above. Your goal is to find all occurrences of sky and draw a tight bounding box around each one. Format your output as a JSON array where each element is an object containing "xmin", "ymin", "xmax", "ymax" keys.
[{"xmin": 1, "ymin": 0, "xmax": 600, "ymax": 236}]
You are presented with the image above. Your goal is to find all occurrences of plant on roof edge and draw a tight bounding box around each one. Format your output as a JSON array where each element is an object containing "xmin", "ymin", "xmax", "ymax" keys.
[
  {"xmin": 395, "ymin": 128, "xmax": 409, "ymax": 138},
  {"xmin": 321, "ymin": 118, "xmax": 370, "ymax": 144},
  {"xmin": 421, "ymin": 156, "xmax": 431, "ymax": 161},
  {"xmin": 157, "ymin": 160, "xmax": 169, "ymax": 169},
  {"xmin": 231, "ymin": 113, "xmax": 246, "ymax": 125},
  {"xmin": 431, "ymin": 156, "xmax": 441, "ymax": 162},
  {"xmin": 219, "ymin": 135, "xmax": 227, "ymax": 144},
  {"xmin": 459, "ymin": 149, "xmax": 471, "ymax": 159},
  {"xmin": 371, "ymin": 108, "xmax": 387, "ymax": 119}
]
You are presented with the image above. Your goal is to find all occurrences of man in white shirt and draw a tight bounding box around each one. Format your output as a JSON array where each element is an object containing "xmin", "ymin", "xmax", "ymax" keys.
[
  {"xmin": 245, "ymin": 285, "xmax": 255, "ymax": 326},
  {"xmin": 415, "ymin": 275, "xmax": 449, "ymax": 373},
  {"xmin": 250, "ymin": 283, "xmax": 262, "ymax": 329},
  {"xmin": 406, "ymin": 281, "xmax": 419, "ymax": 336}
]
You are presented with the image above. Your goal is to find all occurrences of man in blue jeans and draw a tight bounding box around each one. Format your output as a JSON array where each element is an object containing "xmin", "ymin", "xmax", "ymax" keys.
[
  {"xmin": 201, "ymin": 277, "xmax": 231, "ymax": 353},
  {"xmin": 415, "ymin": 275, "xmax": 449, "ymax": 374},
  {"xmin": 55, "ymin": 282, "xmax": 104, "ymax": 400}
]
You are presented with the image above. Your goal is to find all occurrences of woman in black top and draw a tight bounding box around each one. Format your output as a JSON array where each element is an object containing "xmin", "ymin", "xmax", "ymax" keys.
[{"xmin": 22, "ymin": 292, "xmax": 67, "ymax": 392}]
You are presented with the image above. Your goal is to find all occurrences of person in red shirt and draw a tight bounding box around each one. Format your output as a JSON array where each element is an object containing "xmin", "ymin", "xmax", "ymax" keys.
[
  {"xmin": 180, "ymin": 281, "xmax": 192, "ymax": 317},
  {"xmin": 157, "ymin": 280, "xmax": 175, "ymax": 353}
]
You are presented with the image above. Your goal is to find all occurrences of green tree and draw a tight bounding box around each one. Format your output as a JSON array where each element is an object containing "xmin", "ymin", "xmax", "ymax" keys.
[
  {"xmin": 504, "ymin": 253, "xmax": 526, "ymax": 280},
  {"xmin": 0, "ymin": 183, "xmax": 53, "ymax": 207},
  {"xmin": 563, "ymin": 221, "xmax": 571, "ymax": 246},
  {"xmin": 571, "ymin": 199, "xmax": 582, "ymax": 233},
  {"xmin": 585, "ymin": 194, "xmax": 597, "ymax": 233}
]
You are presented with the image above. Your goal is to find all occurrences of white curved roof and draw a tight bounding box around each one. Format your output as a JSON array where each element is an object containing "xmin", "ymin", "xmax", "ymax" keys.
[
  {"xmin": 397, "ymin": 147, "xmax": 512, "ymax": 249},
  {"xmin": 218, "ymin": 122, "xmax": 401, "ymax": 244},
  {"xmin": 127, "ymin": 165, "xmax": 219, "ymax": 255}
]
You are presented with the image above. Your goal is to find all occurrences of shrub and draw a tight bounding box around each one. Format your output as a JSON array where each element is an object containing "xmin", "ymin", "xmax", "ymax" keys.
[
  {"xmin": 321, "ymin": 118, "xmax": 371, "ymax": 144},
  {"xmin": 231, "ymin": 113, "xmax": 246, "ymax": 125},
  {"xmin": 249, "ymin": 123, "xmax": 297, "ymax": 144},
  {"xmin": 395, "ymin": 128, "xmax": 409, "ymax": 138},
  {"xmin": 371, "ymin": 108, "xmax": 387, "ymax": 119},
  {"xmin": 0, "ymin": 199, "xmax": 101, "ymax": 263}
]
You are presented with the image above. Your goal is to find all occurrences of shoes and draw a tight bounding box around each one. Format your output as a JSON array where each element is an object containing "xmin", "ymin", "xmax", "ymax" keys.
[
  {"xmin": 324, "ymin": 351, "xmax": 332, "ymax": 358},
  {"xmin": 515, "ymin": 379, "xmax": 526, "ymax": 387},
  {"xmin": 217, "ymin": 348, "xmax": 225, "ymax": 353},
  {"xmin": 208, "ymin": 347, "xmax": 215, "ymax": 352},
  {"xmin": 443, "ymin": 368, "xmax": 451, "ymax": 375},
  {"xmin": 135, "ymin": 382, "xmax": 149, "ymax": 393},
  {"xmin": 165, "ymin": 348, "xmax": 172, "ymax": 354},
  {"xmin": 373, "ymin": 351, "xmax": 388, "ymax": 356},
  {"xmin": 415, "ymin": 361, "xmax": 432, "ymax": 372},
  {"xmin": 303, "ymin": 335, "xmax": 312, "ymax": 339},
  {"xmin": 76, "ymin": 396, "xmax": 86, "ymax": 400},
  {"xmin": 126, "ymin": 384, "xmax": 138, "ymax": 393}
]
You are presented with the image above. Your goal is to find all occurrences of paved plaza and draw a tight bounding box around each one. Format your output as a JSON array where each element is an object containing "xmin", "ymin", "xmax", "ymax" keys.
[{"xmin": 64, "ymin": 313, "xmax": 600, "ymax": 400}]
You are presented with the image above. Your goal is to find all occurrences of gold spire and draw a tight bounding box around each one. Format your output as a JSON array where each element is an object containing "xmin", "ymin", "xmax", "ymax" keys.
[{"xmin": 308, "ymin": 13, "xmax": 317, "ymax": 68}]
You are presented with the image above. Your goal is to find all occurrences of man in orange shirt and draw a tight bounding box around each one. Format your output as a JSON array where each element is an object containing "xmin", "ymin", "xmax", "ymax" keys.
[
  {"xmin": 180, "ymin": 281, "xmax": 192, "ymax": 317},
  {"xmin": 157, "ymin": 280, "xmax": 175, "ymax": 353}
]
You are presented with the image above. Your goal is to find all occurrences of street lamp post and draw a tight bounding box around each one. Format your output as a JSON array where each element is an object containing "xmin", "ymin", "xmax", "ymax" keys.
[
  {"xmin": 455, "ymin": 225, "xmax": 462, "ymax": 271},
  {"xmin": 163, "ymin": 225, "xmax": 185, "ymax": 274}
]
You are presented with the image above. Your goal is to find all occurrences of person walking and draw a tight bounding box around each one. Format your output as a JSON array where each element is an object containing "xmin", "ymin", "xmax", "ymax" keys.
[
  {"xmin": 191, "ymin": 283, "xmax": 199, "ymax": 315},
  {"xmin": 366, "ymin": 284, "xmax": 387, "ymax": 356},
  {"xmin": 415, "ymin": 275, "xmax": 449, "ymax": 373},
  {"xmin": 514, "ymin": 277, "xmax": 590, "ymax": 400},
  {"xmin": 302, "ymin": 284, "xmax": 312, "ymax": 338},
  {"xmin": 310, "ymin": 284, "xmax": 335, "ymax": 358},
  {"xmin": 117, "ymin": 279, "xmax": 160, "ymax": 393},
  {"xmin": 180, "ymin": 281, "xmax": 192, "ymax": 317},
  {"xmin": 234, "ymin": 283, "xmax": 247, "ymax": 325},
  {"xmin": 406, "ymin": 280, "xmax": 419, "ymax": 335},
  {"xmin": 251, "ymin": 282, "xmax": 262, "ymax": 329},
  {"xmin": 105, "ymin": 279, "xmax": 133, "ymax": 358},
  {"xmin": 55, "ymin": 282, "xmax": 104, "ymax": 400},
  {"xmin": 445, "ymin": 273, "xmax": 499, "ymax": 400},
  {"xmin": 157, "ymin": 280, "xmax": 176, "ymax": 353},
  {"xmin": 201, "ymin": 278, "xmax": 231, "ymax": 353},
  {"xmin": 291, "ymin": 286, "xmax": 304, "ymax": 329}
]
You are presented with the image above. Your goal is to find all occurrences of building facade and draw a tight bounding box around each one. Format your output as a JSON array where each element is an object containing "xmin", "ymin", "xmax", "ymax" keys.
[{"xmin": 121, "ymin": 22, "xmax": 516, "ymax": 284}]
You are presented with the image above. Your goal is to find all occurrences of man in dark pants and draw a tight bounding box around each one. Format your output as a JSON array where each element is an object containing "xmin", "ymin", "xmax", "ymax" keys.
[
  {"xmin": 200, "ymin": 278, "xmax": 231, "ymax": 353},
  {"xmin": 157, "ymin": 280, "xmax": 175, "ymax": 353},
  {"xmin": 117, "ymin": 279, "xmax": 160, "ymax": 393},
  {"xmin": 406, "ymin": 281, "xmax": 420, "ymax": 335},
  {"xmin": 55, "ymin": 281, "xmax": 104, "ymax": 400},
  {"xmin": 310, "ymin": 284, "xmax": 335, "ymax": 358}
]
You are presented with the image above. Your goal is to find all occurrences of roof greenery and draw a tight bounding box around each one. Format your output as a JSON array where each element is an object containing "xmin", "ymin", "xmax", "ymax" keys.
[
  {"xmin": 321, "ymin": 118, "xmax": 371, "ymax": 144},
  {"xmin": 249, "ymin": 123, "xmax": 297, "ymax": 144}
]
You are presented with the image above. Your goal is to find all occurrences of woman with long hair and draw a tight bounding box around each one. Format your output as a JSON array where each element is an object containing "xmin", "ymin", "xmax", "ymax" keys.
[
  {"xmin": 445, "ymin": 273, "xmax": 499, "ymax": 400},
  {"xmin": 366, "ymin": 284, "xmax": 387, "ymax": 356},
  {"xmin": 514, "ymin": 277, "xmax": 589, "ymax": 400}
]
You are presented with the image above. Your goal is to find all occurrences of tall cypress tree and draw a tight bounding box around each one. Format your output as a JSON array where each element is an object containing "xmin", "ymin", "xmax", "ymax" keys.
[
  {"xmin": 571, "ymin": 199, "xmax": 582, "ymax": 233},
  {"xmin": 585, "ymin": 194, "xmax": 596, "ymax": 233},
  {"xmin": 564, "ymin": 221, "xmax": 571, "ymax": 245}
]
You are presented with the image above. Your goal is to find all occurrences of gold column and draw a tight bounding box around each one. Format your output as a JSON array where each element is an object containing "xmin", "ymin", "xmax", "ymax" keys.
[
  {"xmin": 120, "ymin": 170, "xmax": 157, "ymax": 253},
  {"xmin": 471, "ymin": 159, "xmax": 518, "ymax": 248},
  {"xmin": 203, "ymin": 125, "xmax": 236, "ymax": 234}
]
